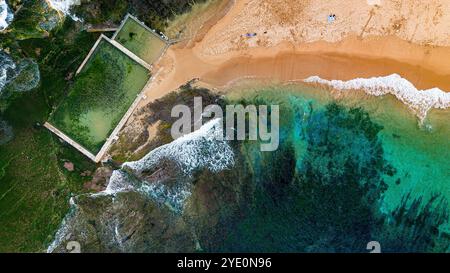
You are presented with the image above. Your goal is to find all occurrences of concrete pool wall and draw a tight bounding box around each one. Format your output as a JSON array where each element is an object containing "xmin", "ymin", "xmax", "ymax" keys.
[{"xmin": 46, "ymin": 15, "xmax": 170, "ymax": 163}]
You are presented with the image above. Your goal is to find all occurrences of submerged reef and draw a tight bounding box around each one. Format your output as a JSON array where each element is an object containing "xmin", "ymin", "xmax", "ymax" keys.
[
  {"xmin": 48, "ymin": 86, "xmax": 450, "ymax": 253},
  {"xmin": 1, "ymin": 0, "xmax": 448, "ymax": 253},
  {"xmin": 219, "ymin": 100, "xmax": 449, "ymax": 253},
  {"xmin": 0, "ymin": 0, "xmax": 216, "ymax": 252}
]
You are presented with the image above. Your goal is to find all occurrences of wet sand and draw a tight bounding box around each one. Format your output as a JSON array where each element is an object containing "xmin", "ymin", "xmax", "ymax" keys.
[
  {"xmin": 120, "ymin": 0, "xmax": 450, "ymax": 155},
  {"xmin": 136, "ymin": 0, "xmax": 450, "ymax": 108},
  {"xmin": 143, "ymin": 34, "xmax": 450, "ymax": 108}
]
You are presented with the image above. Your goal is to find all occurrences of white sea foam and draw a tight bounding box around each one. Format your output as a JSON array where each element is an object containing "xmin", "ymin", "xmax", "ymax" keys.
[
  {"xmin": 46, "ymin": 198, "xmax": 77, "ymax": 253},
  {"xmin": 304, "ymin": 74, "xmax": 450, "ymax": 122},
  {"xmin": 0, "ymin": 50, "xmax": 16, "ymax": 94},
  {"xmin": 139, "ymin": 180, "xmax": 193, "ymax": 212},
  {"xmin": 103, "ymin": 169, "xmax": 135, "ymax": 195},
  {"xmin": 47, "ymin": 119, "xmax": 235, "ymax": 251},
  {"xmin": 124, "ymin": 118, "xmax": 235, "ymax": 176},
  {"xmin": 47, "ymin": 0, "xmax": 81, "ymax": 21},
  {"xmin": 0, "ymin": 0, "xmax": 14, "ymax": 31}
]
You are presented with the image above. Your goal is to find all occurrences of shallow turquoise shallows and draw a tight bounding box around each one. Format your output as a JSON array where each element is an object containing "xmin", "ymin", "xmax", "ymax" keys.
[{"xmin": 221, "ymin": 82, "xmax": 450, "ymax": 252}]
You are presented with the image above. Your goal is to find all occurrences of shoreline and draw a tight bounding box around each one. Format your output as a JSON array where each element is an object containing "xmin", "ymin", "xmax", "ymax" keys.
[
  {"xmin": 140, "ymin": 34, "xmax": 450, "ymax": 105},
  {"xmin": 139, "ymin": 0, "xmax": 450, "ymax": 105},
  {"xmin": 123, "ymin": 0, "xmax": 450, "ymax": 147}
]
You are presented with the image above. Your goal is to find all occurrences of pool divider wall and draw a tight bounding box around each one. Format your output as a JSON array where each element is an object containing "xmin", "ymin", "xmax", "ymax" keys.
[
  {"xmin": 75, "ymin": 35, "xmax": 104, "ymax": 75},
  {"xmin": 106, "ymin": 36, "xmax": 152, "ymax": 70},
  {"xmin": 45, "ymin": 14, "xmax": 172, "ymax": 163},
  {"xmin": 94, "ymin": 73, "xmax": 158, "ymax": 162},
  {"xmin": 45, "ymin": 71, "xmax": 154, "ymax": 163},
  {"xmin": 76, "ymin": 34, "xmax": 152, "ymax": 75}
]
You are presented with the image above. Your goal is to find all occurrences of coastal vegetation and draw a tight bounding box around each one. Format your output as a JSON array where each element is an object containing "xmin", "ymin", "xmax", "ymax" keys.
[
  {"xmin": 0, "ymin": 16, "xmax": 98, "ymax": 251},
  {"xmin": 72, "ymin": 0, "xmax": 208, "ymax": 33},
  {"xmin": 115, "ymin": 16, "xmax": 167, "ymax": 64},
  {"xmin": 0, "ymin": 0, "xmax": 449, "ymax": 253},
  {"xmin": 0, "ymin": 0, "xmax": 203, "ymax": 252},
  {"xmin": 6, "ymin": 0, "xmax": 61, "ymax": 40}
]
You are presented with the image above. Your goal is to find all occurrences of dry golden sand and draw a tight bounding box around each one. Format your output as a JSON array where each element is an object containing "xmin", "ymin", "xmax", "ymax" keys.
[
  {"xmin": 199, "ymin": 0, "xmax": 450, "ymax": 54},
  {"xmin": 142, "ymin": 0, "xmax": 450, "ymax": 104},
  {"xmin": 111, "ymin": 0, "xmax": 450, "ymax": 158}
]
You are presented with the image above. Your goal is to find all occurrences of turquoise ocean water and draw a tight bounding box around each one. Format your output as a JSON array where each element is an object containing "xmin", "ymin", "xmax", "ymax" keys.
[{"xmin": 219, "ymin": 81, "xmax": 450, "ymax": 252}]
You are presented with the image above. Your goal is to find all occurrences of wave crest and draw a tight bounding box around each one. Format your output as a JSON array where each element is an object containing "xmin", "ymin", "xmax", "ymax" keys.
[
  {"xmin": 0, "ymin": 50, "xmax": 16, "ymax": 94},
  {"xmin": 0, "ymin": 0, "xmax": 14, "ymax": 31},
  {"xmin": 47, "ymin": 0, "xmax": 81, "ymax": 21},
  {"xmin": 304, "ymin": 74, "xmax": 450, "ymax": 122},
  {"xmin": 94, "ymin": 119, "xmax": 234, "ymax": 211}
]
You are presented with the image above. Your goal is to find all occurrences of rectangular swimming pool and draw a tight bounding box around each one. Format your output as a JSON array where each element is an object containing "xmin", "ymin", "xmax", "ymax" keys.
[
  {"xmin": 48, "ymin": 38, "xmax": 151, "ymax": 155},
  {"xmin": 114, "ymin": 15, "xmax": 168, "ymax": 65}
]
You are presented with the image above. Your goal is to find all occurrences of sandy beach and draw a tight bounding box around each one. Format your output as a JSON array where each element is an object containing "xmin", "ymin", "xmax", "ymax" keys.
[
  {"xmin": 113, "ymin": 0, "xmax": 450, "ymax": 157},
  {"xmin": 141, "ymin": 0, "xmax": 450, "ymax": 103}
]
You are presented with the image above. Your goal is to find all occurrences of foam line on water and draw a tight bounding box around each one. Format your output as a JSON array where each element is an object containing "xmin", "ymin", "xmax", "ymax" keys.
[
  {"xmin": 0, "ymin": 0, "xmax": 14, "ymax": 31},
  {"xmin": 47, "ymin": 0, "xmax": 81, "ymax": 21},
  {"xmin": 304, "ymin": 74, "xmax": 450, "ymax": 122},
  {"xmin": 0, "ymin": 50, "xmax": 16, "ymax": 93}
]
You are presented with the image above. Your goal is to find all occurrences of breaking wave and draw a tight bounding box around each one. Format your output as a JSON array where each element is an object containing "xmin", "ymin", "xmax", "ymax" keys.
[
  {"xmin": 46, "ymin": 198, "xmax": 78, "ymax": 253},
  {"xmin": 0, "ymin": 50, "xmax": 16, "ymax": 94},
  {"xmin": 124, "ymin": 118, "xmax": 234, "ymax": 176},
  {"xmin": 47, "ymin": 119, "xmax": 235, "ymax": 252},
  {"xmin": 0, "ymin": 0, "xmax": 14, "ymax": 31},
  {"xmin": 104, "ymin": 118, "xmax": 234, "ymax": 211},
  {"xmin": 47, "ymin": 0, "xmax": 81, "ymax": 21},
  {"xmin": 304, "ymin": 74, "xmax": 450, "ymax": 122}
]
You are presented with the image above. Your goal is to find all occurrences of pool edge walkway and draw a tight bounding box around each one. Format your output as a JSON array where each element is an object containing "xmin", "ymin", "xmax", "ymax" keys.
[
  {"xmin": 105, "ymin": 36, "xmax": 153, "ymax": 71},
  {"xmin": 44, "ymin": 122, "xmax": 97, "ymax": 162},
  {"xmin": 94, "ymin": 72, "xmax": 159, "ymax": 162},
  {"xmin": 76, "ymin": 34, "xmax": 152, "ymax": 75}
]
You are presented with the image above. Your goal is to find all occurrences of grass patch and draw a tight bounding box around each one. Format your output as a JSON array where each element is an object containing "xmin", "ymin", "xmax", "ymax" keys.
[
  {"xmin": 0, "ymin": 53, "xmax": 96, "ymax": 252},
  {"xmin": 0, "ymin": 127, "xmax": 91, "ymax": 252},
  {"xmin": 49, "ymin": 40, "xmax": 151, "ymax": 154},
  {"xmin": 0, "ymin": 1, "xmax": 209, "ymax": 252},
  {"xmin": 115, "ymin": 17, "xmax": 167, "ymax": 64}
]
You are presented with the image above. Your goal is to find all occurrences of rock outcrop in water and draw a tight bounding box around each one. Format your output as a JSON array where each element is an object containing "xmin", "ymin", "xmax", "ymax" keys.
[
  {"xmin": 0, "ymin": 0, "xmax": 14, "ymax": 31},
  {"xmin": 48, "ymin": 118, "xmax": 242, "ymax": 252},
  {"xmin": 48, "ymin": 87, "xmax": 450, "ymax": 253},
  {"xmin": 0, "ymin": 51, "xmax": 40, "ymax": 109},
  {"xmin": 6, "ymin": 1, "xmax": 62, "ymax": 40},
  {"xmin": 47, "ymin": 88, "xmax": 242, "ymax": 252}
]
